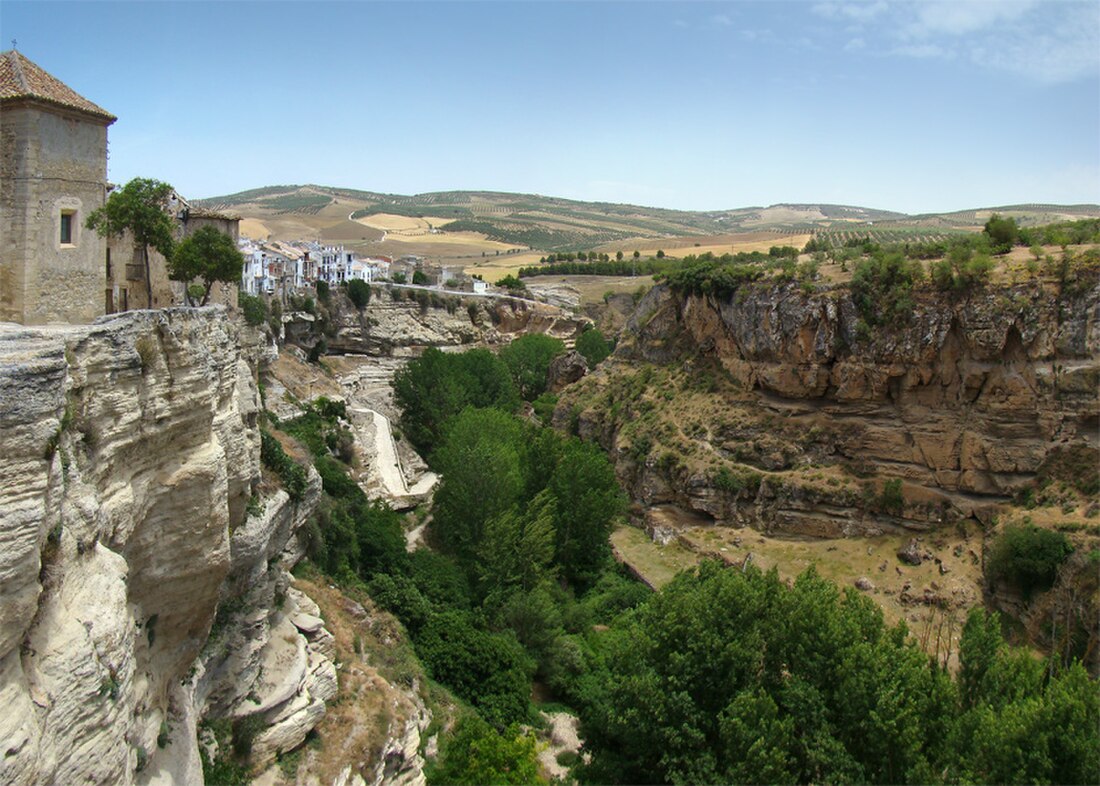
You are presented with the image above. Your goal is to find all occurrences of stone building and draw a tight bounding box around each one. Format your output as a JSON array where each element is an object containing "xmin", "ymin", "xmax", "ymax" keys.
[
  {"xmin": 0, "ymin": 50, "xmax": 116, "ymax": 325},
  {"xmin": 105, "ymin": 195, "xmax": 241, "ymax": 312},
  {"xmin": 1, "ymin": 50, "xmax": 240, "ymax": 322}
]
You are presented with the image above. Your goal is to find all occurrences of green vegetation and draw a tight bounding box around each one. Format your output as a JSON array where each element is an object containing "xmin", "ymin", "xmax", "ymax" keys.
[
  {"xmin": 983, "ymin": 213, "xmax": 1019, "ymax": 253},
  {"xmin": 259, "ymin": 430, "xmax": 308, "ymax": 502},
  {"xmin": 850, "ymin": 251, "xmax": 924, "ymax": 327},
  {"xmin": 393, "ymin": 347, "xmax": 520, "ymax": 454},
  {"xmin": 426, "ymin": 715, "xmax": 540, "ymax": 785},
  {"xmin": 519, "ymin": 258, "xmax": 670, "ymax": 278},
  {"xmin": 238, "ymin": 290, "xmax": 266, "ymax": 327},
  {"xmin": 170, "ymin": 225, "xmax": 245, "ymax": 306},
  {"xmin": 259, "ymin": 193, "xmax": 332, "ymax": 214},
  {"xmin": 986, "ymin": 524, "xmax": 1074, "ymax": 599},
  {"xmin": 579, "ymin": 562, "xmax": 1099, "ymax": 785},
  {"xmin": 499, "ymin": 333, "xmax": 566, "ymax": 401},
  {"xmin": 347, "ymin": 278, "xmax": 371, "ymax": 309},
  {"xmin": 575, "ymin": 326, "xmax": 612, "ymax": 367},
  {"xmin": 85, "ymin": 177, "xmax": 176, "ymax": 308},
  {"xmin": 658, "ymin": 253, "xmax": 764, "ymax": 298}
]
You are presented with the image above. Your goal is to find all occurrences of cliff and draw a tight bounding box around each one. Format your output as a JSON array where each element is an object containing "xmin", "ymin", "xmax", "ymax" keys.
[
  {"xmin": 557, "ymin": 275, "xmax": 1099, "ymax": 536},
  {"xmin": 284, "ymin": 288, "xmax": 587, "ymax": 357},
  {"xmin": 0, "ymin": 309, "xmax": 332, "ymax": 785}
]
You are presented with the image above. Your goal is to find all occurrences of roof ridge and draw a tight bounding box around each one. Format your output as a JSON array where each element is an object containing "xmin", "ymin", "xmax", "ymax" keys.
[{"xmin": 0, "ymin": 49, "xmax": 116, "ymax": 122}]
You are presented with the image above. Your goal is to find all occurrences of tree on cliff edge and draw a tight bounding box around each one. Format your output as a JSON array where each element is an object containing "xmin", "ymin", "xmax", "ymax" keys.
[
  {"xmin": 170, "ymin": 225, "xmax": 244, "ymax": 306},
  {"xmin": 85, "ymin": 177, "xmax": 176, "ymax": 308}
]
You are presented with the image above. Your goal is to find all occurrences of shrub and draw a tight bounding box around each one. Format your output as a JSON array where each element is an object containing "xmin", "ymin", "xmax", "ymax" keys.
[
  {"xmin": 986, "ymin": 524, "xmax": 1073, "ymax": 598},
  {"xmin": 347, "ymin": 278, "xmax": 371, "ymax": 309},
  {"xmin": 239, "ymin": 292, "xmax": 267, "ymax": 326},
  {"xmin": 315, "ymin": 280, "xmax": 330, "ymax": 303},
  {"xmin": 412, "ymin": 270, "xmax": 429, "ymax": 285},
  {"xmin": 850, "ymin": 251, "xmax": 923, "ymax": 326},
  {"xmin": 260, "ymin": 430, "xmax": 308, "ymax": 501},
  {"xmin": 575, "ymin": 327, "xmax": 611, "ymax": 367},
  {"xmin": 880, "ymin": 478, "xmax": 904, "ymax": 513}
]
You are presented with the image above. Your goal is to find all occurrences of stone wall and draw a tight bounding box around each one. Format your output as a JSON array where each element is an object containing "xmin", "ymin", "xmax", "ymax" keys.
[{"xmin": 0, "ymin": 103, "xmax": 111, "ymax": 325}]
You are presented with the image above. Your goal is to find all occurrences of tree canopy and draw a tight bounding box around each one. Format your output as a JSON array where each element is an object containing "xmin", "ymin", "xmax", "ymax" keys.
[
  {"xmin": 578, "ymin": 561, "xmax": 1099, "ymax": 786},
  {"xmin": 499, "ymin": 333, "xmax": 566, "ymax": 401},
  {"xmin": 85, "ymin": 177, "xmax": 176, "ymax": 307},
  {"xmin": 169, "ymin": 225, "xmax": 244, "ymax": 305}
]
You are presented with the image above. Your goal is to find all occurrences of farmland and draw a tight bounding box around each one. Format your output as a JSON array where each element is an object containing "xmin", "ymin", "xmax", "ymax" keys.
[{"xmin": 197, "ymin": 185, "xmax": 1100, "ymax": 274}]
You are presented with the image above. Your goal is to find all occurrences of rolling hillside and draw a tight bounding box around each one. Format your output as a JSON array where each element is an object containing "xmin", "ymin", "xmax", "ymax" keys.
[{"xmin": 197, "ymin": 185, "xmax": 1100, "ymax": 257}]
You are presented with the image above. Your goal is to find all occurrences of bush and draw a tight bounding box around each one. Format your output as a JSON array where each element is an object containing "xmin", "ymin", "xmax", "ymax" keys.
[
  {"xmin": 850, "ymin": 251, "xmax": 924, "ymax": 326},
  {"xmin": 416, "ymin": 610, "xmax": 534, "ymax": 727},
  {"xmin": 315, "ymin": 280, "xmax": 330, "ymax": 303},
  {"xmin": 412, "ymin": 270, "xmax": 429, "ymax": 285},
  {"xmin": 575, "ymin": 327, "xmax": 611, "ymax": 367},
  {"xmin": 239, "ymin": 292, "xmax": 267, "ymax": 326},
  {"xmin": 986, "ymin": 524, "xmax": 1073, "ymax": 598},
  {"xmin": 260, "ymin": 430, "xmax": 308, "ymax": 501},
  {"xmin": 347, "ymin": 278, "xmax": 371, "ymax": 309}
]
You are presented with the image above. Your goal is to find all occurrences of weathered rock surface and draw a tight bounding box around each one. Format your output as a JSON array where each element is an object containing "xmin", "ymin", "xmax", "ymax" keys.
[
  {"xmin": 559, "ymin": 276, "xmax": 1099, "ymax": 537},
  {"xmin": 0, "ymin": 309, "xmax": 334, "ymax": 785},
  {"xmin": 289, "ymin": 289, "xmax": 587, "ymax": 357},
  {"xmin": 547, "ymin": 350, "xmax": 589, "ymax": 393}
]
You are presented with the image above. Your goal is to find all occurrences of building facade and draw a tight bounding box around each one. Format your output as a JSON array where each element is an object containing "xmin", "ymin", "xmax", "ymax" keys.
[{"xmin": 0, "ymin": 50, "xmax": 116, "ymax": 325}]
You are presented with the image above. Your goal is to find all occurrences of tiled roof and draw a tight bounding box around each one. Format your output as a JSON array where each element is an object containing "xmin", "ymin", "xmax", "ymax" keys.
[{"xmin": 0, "ymin": 50, "xmax": 116, "ymax": 122}]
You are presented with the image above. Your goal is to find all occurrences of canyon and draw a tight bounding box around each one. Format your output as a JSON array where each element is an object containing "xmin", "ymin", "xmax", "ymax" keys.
[{"xmin": 0, "ymin": 267, "xmax": 1095, "ymax": 783}]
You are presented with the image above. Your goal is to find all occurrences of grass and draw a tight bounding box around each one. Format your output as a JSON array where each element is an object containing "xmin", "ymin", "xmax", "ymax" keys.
[{"xmin": 610, "ymin": 525, "xmax": 700, "ymax": 589}]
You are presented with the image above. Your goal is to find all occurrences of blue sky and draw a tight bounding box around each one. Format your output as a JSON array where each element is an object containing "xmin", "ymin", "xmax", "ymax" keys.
[{"xmin": 3, "ymin": 0, "xmax": 1097, "ymax": 213}]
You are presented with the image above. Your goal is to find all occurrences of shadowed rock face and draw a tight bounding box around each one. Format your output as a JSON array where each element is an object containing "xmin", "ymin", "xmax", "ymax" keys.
[
  {"xmin": 560, "ymin": 276, "xmax": 1099, "ymax": 537},
  {"xmin": 0, "ymin": 309, "xmax": 332, "ymax": 785}
]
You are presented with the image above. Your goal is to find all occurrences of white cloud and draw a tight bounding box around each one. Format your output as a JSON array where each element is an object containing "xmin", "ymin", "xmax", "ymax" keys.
[
  {"xmin": 817, "ymin": 0, "xmax": 1099, "ymax": 83},
  {"xmin": 904, "ymin": 0, "xmax": 1037, "ymax": 38},
  {"xmin": 890, "ymin": 43, "xmax": 952, "ymax": 59},
  {"xmin": 712, "ymin": 14, "xmax": 734, "ymax": 27},
  {"xmin": 812, "ymin": 1, "xmax": 889, "ymax": 23}
]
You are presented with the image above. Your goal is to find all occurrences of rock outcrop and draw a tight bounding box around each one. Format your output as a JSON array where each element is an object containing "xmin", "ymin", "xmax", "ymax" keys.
[
  {"xmin": 287, "ymin": 288, "xmax": 588, "ymax": 358},
  {"xmin": 558, "ymin": 276, "xmax": 1099, "ymax": 537},
  {"xmin": 0, "ymin": 309, "xmax": 333, "ymax": 785}
]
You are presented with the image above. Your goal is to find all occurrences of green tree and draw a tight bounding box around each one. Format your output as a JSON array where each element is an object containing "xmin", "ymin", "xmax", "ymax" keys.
[
  {"xmin": 984, "ymin": 213, "xmax": 1019, "ymax": 253},
  {"xmin": 428, "ymin": 716, "xmax": 542, "ymax": 785},
  {"xmin": 416, "ymin": 611, "xmax": 533, "ymax": 727},
  {"xmin": 169, "ymin": 225, "xmax": 244, "ymax": 306},
  {"xmin": 412, "ymin": 269, "xmax": 429, "ymax": 285},
  {"xmin": 549, "ymin": 438, "xmax": 625, "ymax": 588},
  {"xmin": 431, "ymin": 408, "xmax": 526, "ymax": 563},
  {"xmin": 85, "ymin": 177, "xmax": 176, "ymax": 308},
  {"xmin": 393, "ymin": 347, "xmax": 518, "ymax": 454},
  {"xmin": 986, "ymin": 524, "xmax": 1073, "ymax": 599},
  {"xmin": 499, "ymin": 333, "xmax": 566, "ymax": 401},
  {"xmin": 616, "ymin": 250, "xmax": 623, "ymax": 261},
  {"xmin": 479, "ymin": 489, "xmax": 558, "ymax": 599},
  {"xmin": 347, "ymin": 278, "xmax": 370, "ymax": 309},
  {"xmin": 576, "ymin": 326, "xmax": 612, "ymax": 367}
]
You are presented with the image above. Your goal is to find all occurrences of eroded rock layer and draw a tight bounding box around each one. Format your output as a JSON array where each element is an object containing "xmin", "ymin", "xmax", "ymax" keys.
[
  {"xmin": 558, "ymin": 277, "xmax": 1099, "ymax": 536},
  {"xmin": 0, "ymin": 309, "xmax": 332, "ymax": 785}
]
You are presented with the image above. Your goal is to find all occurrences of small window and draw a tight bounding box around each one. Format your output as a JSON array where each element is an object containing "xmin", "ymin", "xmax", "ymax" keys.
[{"xmin": 60, "ymin": 211, "xmax": 75, "ymax": 245}]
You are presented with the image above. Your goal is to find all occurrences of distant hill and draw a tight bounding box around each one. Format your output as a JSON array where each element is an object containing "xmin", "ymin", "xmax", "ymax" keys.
[{"xmin": 197, "ymin": 185, "xmax": 1100, "ymax": 252}]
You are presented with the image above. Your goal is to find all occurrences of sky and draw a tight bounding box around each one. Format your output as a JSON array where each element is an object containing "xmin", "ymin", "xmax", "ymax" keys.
[{"xmin": 2, "ymin": 0, "xmax": 1098, "ymax": 214}]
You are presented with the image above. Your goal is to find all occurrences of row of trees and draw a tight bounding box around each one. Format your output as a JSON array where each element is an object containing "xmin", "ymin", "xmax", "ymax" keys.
[
  {"xmin": 578, "ymin": 561, "xmax": 1099, "ymax": 785},
  {"xmin": 84, "ymin": 177, "xmax": 243, "ymax": 306}
]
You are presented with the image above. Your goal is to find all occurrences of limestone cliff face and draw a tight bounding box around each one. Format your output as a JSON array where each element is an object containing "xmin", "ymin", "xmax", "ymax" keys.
[
  {"xmin": 287, "ymin": 289, "xmax": 587, "ymax": 357},
  {"xmin": 0, "ymin": 309, "xmax": 331, "ymax": 785},
  {"xmin": 561, "ymin": 276, "xmax": 1098, "ymax": 535}
]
